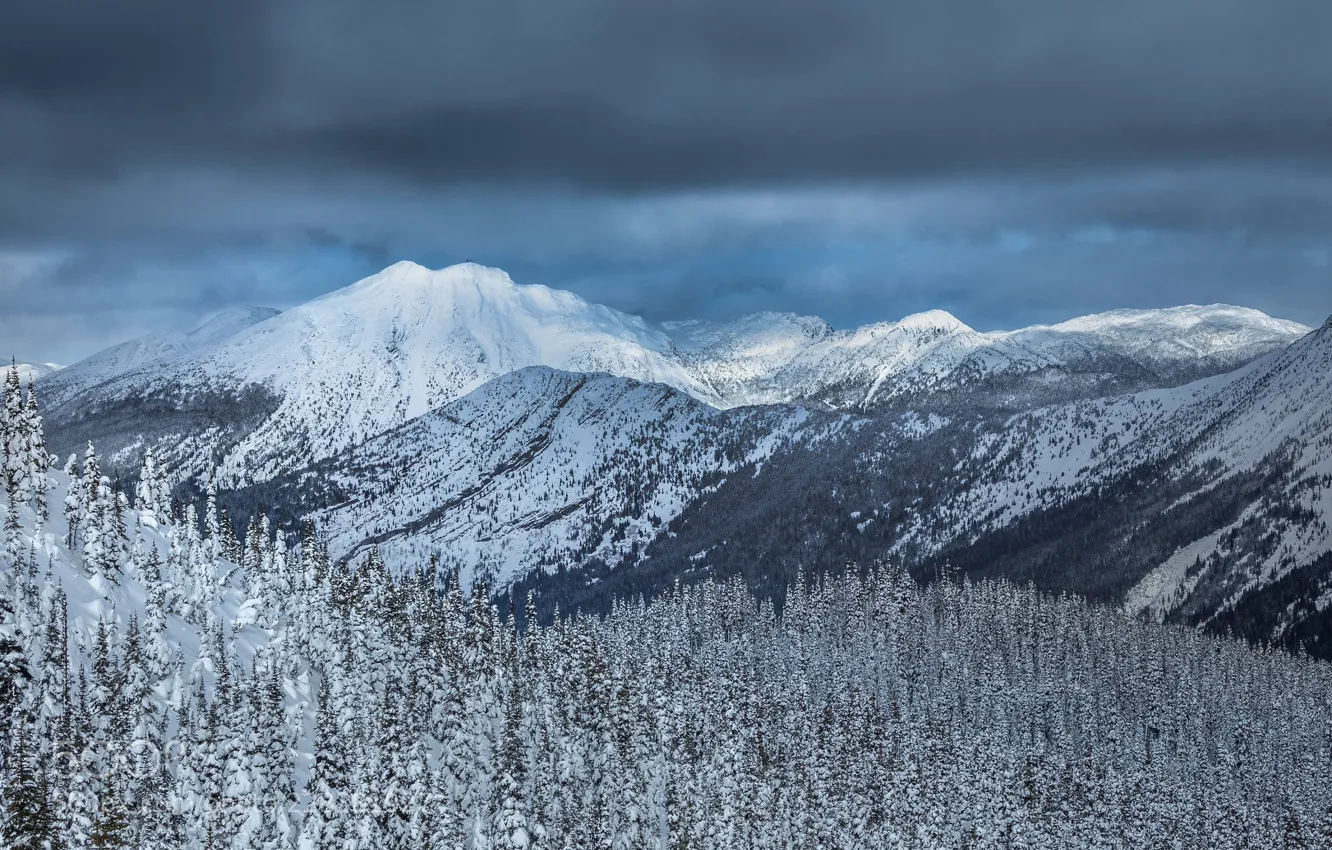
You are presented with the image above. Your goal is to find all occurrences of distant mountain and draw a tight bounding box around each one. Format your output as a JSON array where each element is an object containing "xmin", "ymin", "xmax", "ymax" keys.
[
  {"xmin": 664, "ymin": 311, "xmax": 837, "ymax": 407},
  {"xmin": 556, "ymin": 315, "xmax": 1332, "ymax": 657},
  {"xmin": 12, "ymin": 360, "xmax": 62, "ymax": 385},
  {"xmin": 1003, "ymin": 303, "xmax": 1311, "ymax": 386},
  {"xmin": 666, "ymin": 303, "xmax": 1310, "ymax": 410},
  {"xmin": 39, "ymin": 261, "xmax": 1308, "ymax": 487},
  {"xmin": 193, "ymin": 262, "xmax": 726, "ymax": 484},
  {"xmin": 43, "ymin": 263, "xmax": 723, "ymax": 483},
  {"xmin": 39, "ymin": 306, "xmax": 280, "ymax": 407}
]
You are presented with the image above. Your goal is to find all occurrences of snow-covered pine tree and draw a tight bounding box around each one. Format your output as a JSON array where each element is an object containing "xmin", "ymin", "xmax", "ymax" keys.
[
  {"xmin": 77, "ymin": 445, "xmax": 123, "ymax": 585},
  {"xmin": 134, "ymin": 449, "xmax": 165, "ymax": 529},
  {"xmin": 0, "ymin": 563, "xmax": 30, "ymax": 749},
  {"xmin": 4, "ymin": 495, "xmax": 22, "ymax": 577},
  {"xmin": 62, "ymin": 454, "xmax": 82, "ymax": 550},
  {"xmin": 2, "ymin": 726, "xmax": 58, "ymax": 850},
  {"xmin": 494, "ymin": 667, "xmax": 534, "ymax": 850},
  {"xmin": 299, "ymin": 677, "xmax": 352, "ymax": 850},
  {"xmin": 108, "ymin": 486, "xmax": 129, "ymax": 574},
  {"xmin": 1, "ymin": 361, "xmax": 24, "ymax": 506},
  {"xmin": 23, "ymin": 381, "xmax": 51, "ymax": 524},
  {"xmin": 260, "ymin": 659, "xmax": 298, "ymax": 850},
  {"xmin": 89, "ymin": 772, "xmax": 130, "ymax": 849},
  {"xmin": 37, "ymin": 586, "xmax": 69, "ymax": 745}
]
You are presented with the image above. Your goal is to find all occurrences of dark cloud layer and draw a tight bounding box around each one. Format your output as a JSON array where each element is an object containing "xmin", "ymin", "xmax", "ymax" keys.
[
  {"xmin": 1, "ymin": 0, "xmax": 1329, "ymax": 360},
  {"xmin": 7, "ymin": 0, "xmax": 1332, "ymax": 187}
]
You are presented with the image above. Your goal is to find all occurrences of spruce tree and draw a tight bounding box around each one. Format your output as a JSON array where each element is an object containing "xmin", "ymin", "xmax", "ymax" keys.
[
  {"xmin": 3, "ymin": 728, "xmax": 59, "ymax": 850},
  {"xmin": 1, "ymin": 361, "xmax": 23, "ymax": 505},
  {"xmin": 25, "ymin": 381, "xmax": 50, "ymax": 523},
  {"xmin": 89, "ymin": 775, "xmax": 130, "ymax": 850},
  {"xmin": 0, "ymin": 576, "xmax": 30, "ymax": 727},
  {"xmin": 62, "ymin": 455, "xmax": 82, "ymax": 550}
]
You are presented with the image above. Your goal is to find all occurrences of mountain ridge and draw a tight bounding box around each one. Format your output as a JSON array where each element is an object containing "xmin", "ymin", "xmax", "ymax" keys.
[
  {"xmin": 37, "ymin": 263, "xmax": 1310, "ymax": 481},
  {"xmin": 43, "ymin": 263, "xmax": 1313, "ymax": 413}
]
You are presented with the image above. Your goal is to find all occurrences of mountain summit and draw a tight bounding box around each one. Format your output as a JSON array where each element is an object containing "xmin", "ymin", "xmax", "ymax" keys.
[{"xmin": 153, "ymin": 262, "xmax": 717, "ymax": 482}]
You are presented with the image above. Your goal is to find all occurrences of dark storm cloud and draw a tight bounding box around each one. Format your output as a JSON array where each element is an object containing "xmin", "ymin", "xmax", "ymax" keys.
[
  {"xmin": 290, "ymin": 0, "xmax": 1332, "ymax": 188},
  {"xmin": 0, "ymin": 0, "xmax": 263, "ymax": 106},
  {"xmin": 5, "ymin": 0, "xmax": 1332, "ymax": 188},
  {"xmin": 0, "ymin": 0, "xmax": 270, "ymax": 178}
]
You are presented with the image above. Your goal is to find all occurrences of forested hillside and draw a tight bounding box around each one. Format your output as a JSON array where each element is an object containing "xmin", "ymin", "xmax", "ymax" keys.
[{"xmin": 4, "ymin": 363, "xmax": 1332, "ymax": 848}]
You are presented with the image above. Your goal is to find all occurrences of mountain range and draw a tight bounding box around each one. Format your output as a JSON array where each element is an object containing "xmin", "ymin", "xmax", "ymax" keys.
[{"xmin": 30, "ymin": 261, "xmax": 1331, "ymax": 656}]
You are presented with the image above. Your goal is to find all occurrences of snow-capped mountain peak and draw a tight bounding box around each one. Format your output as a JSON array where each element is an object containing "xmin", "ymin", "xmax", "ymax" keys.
[
  {"xmin": 144, "ymin": 262, "xmax": 721, "ymax": 483},
  {"xmin": 310, "ymin": 260, "xmax": 678, "ymax": 363},
  {"xmin": 1022, "ymin": 305, "xmax": 1305, "ymax": 343},
  {"xmin": 1000, "ymin": 302, "xmax": 1311, "ymax": 384},
  {"xmin": 892, "ymin": 308, "xmax": 971, "ymax": 334}
]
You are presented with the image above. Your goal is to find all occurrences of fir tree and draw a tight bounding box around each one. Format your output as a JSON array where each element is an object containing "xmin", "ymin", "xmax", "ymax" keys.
[
  {"xmin": 3, "ymin": 727, "xmax": 60, "ymax": 850},
  {"xmin": 25, "ymin": 381, "xmax": 51, "ymax": 523},
  {"xmin": 1, "ymin": 361, "xmax": 23, "ymax": 505},
  {"xmin": 89, "ymin": 775, "xmax": 130, "ymax": 850},
  {"xmin": 0, "ymin": 578, "xmax": 30, "ymax": 727},
  {"xmin": 62, "ymin": 454, "xmax": 82, "ymax": 550}
]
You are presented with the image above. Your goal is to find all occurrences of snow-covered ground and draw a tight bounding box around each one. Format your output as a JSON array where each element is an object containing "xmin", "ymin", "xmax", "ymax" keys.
[
  {"xmin": 896, "ymin": 316, "xmax": 1332, "ymax": 624},
  {"xmin": 309, "ymin": 367, "xmax": 825, "ymax": 588}
]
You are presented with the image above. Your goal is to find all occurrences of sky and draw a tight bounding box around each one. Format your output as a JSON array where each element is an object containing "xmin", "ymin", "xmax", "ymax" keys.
[{"xmin": 2, "ymin": 0, "xmax": 1331, "ymax": 363}]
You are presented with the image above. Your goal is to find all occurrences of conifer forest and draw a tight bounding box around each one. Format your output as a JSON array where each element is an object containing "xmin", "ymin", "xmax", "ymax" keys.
[{"xmin": 3, "ymin": 363, "xmax": 1332, "ymax": 848}]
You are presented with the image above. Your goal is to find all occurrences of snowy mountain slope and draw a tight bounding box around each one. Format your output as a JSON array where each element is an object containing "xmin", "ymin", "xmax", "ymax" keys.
[
  {"xmin": 39, "ymin": 306, "xmax": 280, "ymax": 408},
  {"xmin": 771, "ymin": 311, "xmax": 1055, "ymax": 409},
  {"xmin": 40, "ymin": 260, "xmax": 1306, "ymax": 494},
  {"xmin": 13, "ymin": 361, "xmax": 62, "ymax": 384},
  {"xmin": 235, "ymin": 367, "xmax": 827, "ymax": 590},
  {"xmin": 1002, "ymin": 303, "xmax": 1311, "ymax": 385},
  {"xmin": 665, "ymin": 303, "xmax": 1310, "ymax": 411},
  {"xmin": 888, "ymin": 314, "xmax": 1332, "ymax": 645},
  {"xmin": 526, "ymin": 316, "xmax": 1331, "ymax": 656},
  {"xmin": 663, "ymin": 311, "xmax": 836, "ymax": 407},
  {"xmin": 919, "ymin": 317, "xmax": 1331, "ymax": 550},
  {"xmin": 664, "ymin": 309, "xmax": 1031, "ymax": 408},
  {"xmin": 666, "ymin": 308, "xmax": 1052, "ymax": 408},
  {"xmin": 43, "ymin": 263, "xmax": 730, "ymax": 487},
  {"xmin": 198, "ymin": 262, "xmax": 722, "ymax": 484}
]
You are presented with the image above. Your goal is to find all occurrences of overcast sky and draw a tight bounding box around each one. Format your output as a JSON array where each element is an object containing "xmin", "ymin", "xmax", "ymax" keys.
[{"xmin": 3, "ymin": 0, "xmax": 1330, "ymax": 363}]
